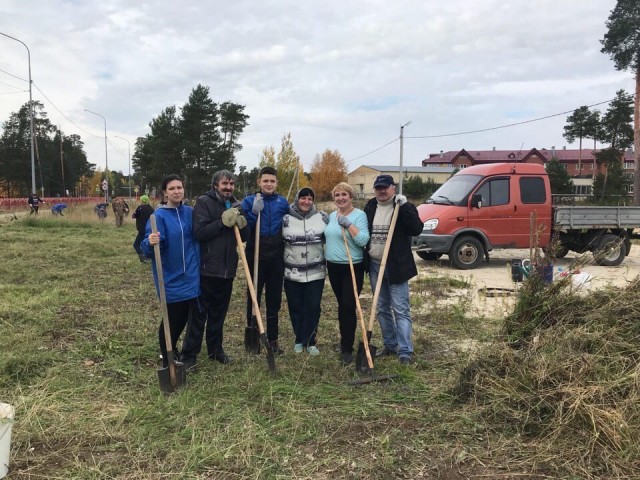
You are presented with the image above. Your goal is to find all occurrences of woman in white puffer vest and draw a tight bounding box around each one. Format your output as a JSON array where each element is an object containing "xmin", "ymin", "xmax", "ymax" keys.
[{"xmin": 282, "ymin": 187, "xmax": 328, "ymax": 355}]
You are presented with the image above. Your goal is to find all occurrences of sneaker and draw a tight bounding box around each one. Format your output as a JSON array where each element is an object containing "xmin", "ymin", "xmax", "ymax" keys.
[
  {"xmin": 294, "ymin": 343, "xmax": 304, "ymax": 353},
  {"xmin": 209, "ymin": 351, "xmax": 233, "ymax": 365},
  {"xmin": 268, "ymin": 340, "xmax": 284, "ymax": 355},
  {"xmin": 307, "ymin": 345, "xmax": 320, "ymax": 356},
  {"xmin": 399, "ymin": 355, "xmax": 414, "ymax": 365},
  {"xmin": 375, "ymin": 346, "xmax": 397, "ymax": 358},
  {"xmin": 341, "ymin": 351, "xmax": 353, "ymax": 365}
]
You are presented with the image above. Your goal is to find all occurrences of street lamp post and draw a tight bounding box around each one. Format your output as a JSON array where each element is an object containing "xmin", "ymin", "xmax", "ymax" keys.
[
  {"xmin": 1, "ymin": 32, "xmax": 36, "ymax": 194},
  {"xmin": 84, "ymin": 109, "xmax": 109, "ymax": 201},
  {"xmin": 399, "ymin": 121, "xmax": 411, "ymax": 195},
  {"xmin": 114, "ymin": 135, "xmax": 132, "ymax": 201}
]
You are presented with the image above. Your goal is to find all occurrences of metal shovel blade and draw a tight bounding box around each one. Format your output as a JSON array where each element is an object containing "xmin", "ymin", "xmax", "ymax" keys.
[
  {"xmin": 348, "ymin": 372, "xmax": 398, "ymax": 386},
  {"xmin": 355, "ymin": 341, "xmax": 377, "ymax": 374},
  {"xmin": 244, "ymin": 320, "xmax": 261, "ymax": 354},
  {"xmin": 259, "ymin": 333, "xmax": 277, "ymax": 377},
  {"xmin": 157, "ymin": 362, "xmax": 187, "ymax": 393}
]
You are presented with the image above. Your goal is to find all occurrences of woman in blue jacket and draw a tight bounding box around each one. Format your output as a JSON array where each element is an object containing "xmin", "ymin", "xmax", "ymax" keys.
[{"xmin": 142, "ymin": 174, "xmax": 200, "ymax": 367}]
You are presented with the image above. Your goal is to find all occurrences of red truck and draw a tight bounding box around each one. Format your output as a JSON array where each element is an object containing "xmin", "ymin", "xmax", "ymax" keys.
[{"xmin": 412, "ymin": 162, "xmax": 640, "ymax": 269}]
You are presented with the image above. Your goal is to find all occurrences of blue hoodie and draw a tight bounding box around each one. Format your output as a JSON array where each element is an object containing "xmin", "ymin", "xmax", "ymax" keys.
[{"xmin": 141, "ymin": 204, "xmax": 200, "ymax": 303}]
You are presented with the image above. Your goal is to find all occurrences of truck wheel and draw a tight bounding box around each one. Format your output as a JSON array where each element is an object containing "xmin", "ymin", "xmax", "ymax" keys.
[
  {"xmin": 555, "ymin": 245, "xmax": 569, "ymax": 258},
  {"xmin": 417, "ymin": 251, "xmax": 443, "ymax": 261},
  {"xmin": 449, "ymin": 236, "xmax": 483, "ymax": 270},
  {"xmin": 594, "ymin": 234, "xmax": 626, "ymax": 266}
]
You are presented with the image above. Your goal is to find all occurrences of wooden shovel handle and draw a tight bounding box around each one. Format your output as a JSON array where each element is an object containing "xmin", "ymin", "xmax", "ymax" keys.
[
  {"xmin": 150, "ymin": 215, "xmax": 177, "ymax": 387},
  {"xmin": 252, "ymin": 194, "xmax": 261, "ymax": 317},
  {"xmin": 235, "ymin": 225, "xmax": 266, "ymax": 335},
  {"xmin": 342, "ymin": 228, "xmax": 374, "ymax": 369},
  {"xmin": 368, "ymin": 201, "xmax": 401, "ymax": 331}
]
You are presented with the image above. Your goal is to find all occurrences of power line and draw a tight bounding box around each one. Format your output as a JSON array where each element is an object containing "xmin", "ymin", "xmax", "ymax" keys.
[
  {"xmin": 0, "ymin": 68, "xmax": 27, "ymax": 83},
  {"xmin": 406, "ymin": 99, "xmax": 617, "ymax": 139},
  {"xmin": 346, "ymin": 137, "xmax": 399, "ymax": 164},
  {"xmin": 0, "ymin": 79, "xmax": 24, "ymax": 90},
  {"xmin": 32, "ymin": 81, "xmax": 101, "ymax": 138},
  {"xmin": 0, "ymin": 90, "xmax": 28, "ymax": 95}
]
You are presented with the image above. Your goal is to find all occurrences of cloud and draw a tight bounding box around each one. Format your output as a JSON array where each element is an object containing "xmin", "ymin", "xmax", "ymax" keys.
[{"xmin": 0, "ymin": 0, "xmax": 634, "ymax": 178}]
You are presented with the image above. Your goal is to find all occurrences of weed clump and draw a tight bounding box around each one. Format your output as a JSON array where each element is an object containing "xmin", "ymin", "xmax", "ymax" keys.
[{"xmin": 454, "ymin": 273, "xmax": 640, "ymax": 478}]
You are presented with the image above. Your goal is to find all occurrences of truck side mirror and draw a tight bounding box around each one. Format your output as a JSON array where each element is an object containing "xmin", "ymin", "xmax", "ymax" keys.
[{"xmin": 471, "ymin": 193, "xmax": 482, "ymax": 209}]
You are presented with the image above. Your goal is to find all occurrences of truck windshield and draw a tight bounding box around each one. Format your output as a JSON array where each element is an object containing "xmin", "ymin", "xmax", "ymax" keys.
[{"xmin": 427, "ymin": 174, "xmax": 482, "ymax": 206}]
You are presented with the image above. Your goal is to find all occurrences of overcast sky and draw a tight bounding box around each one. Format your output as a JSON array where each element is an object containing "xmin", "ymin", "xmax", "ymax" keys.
[{"xmin": 0, "ymin": 0, "xmax": 633, "ymax": 178}]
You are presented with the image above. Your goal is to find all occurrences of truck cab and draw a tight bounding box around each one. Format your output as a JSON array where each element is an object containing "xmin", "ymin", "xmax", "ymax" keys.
[{"xmin": 413, "ymin": 163, "xmax": 552, "ymax": 269}]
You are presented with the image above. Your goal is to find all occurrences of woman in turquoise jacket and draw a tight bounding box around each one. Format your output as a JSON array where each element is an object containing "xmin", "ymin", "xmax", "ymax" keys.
[
  {"xmin": 142, "ymin": 174, "xmax": 200, "ymax": 367},
  {"xmin": 325, "ymin": 182, "xmax": 370, "ymax": 365}
]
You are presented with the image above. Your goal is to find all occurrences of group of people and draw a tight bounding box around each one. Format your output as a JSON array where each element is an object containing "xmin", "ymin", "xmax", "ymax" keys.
[
  {"xmin": 27, "ymin": 193, "xmax": 67, "ymax": 216},
  {"xmin": 140, "ymin": 166, "xmax": 423, "ymax": 371}
]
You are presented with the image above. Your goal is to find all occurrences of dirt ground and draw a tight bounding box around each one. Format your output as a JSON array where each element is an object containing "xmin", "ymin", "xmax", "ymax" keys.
[{"xmin": 414, "ymin": 245, "xmax": 640, "ymax": 319}]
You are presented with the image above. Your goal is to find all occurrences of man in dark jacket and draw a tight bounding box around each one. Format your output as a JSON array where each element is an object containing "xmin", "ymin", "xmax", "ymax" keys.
[
  {"xmin": 364, "ymin": 174, "xmax": 424, "ymax": 365},
  {"xmin": 132, "ymin": 195, "xmax": 154, "ymax": 262},
  {"xmin": 181, "ymin": 170, "xmax": 249, "ymax": 368}
]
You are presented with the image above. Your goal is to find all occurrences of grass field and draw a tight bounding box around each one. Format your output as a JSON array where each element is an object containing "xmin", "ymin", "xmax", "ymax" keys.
[{"xmin": 0, "ymin": 205, "xmax": 633, "ymax": 479}]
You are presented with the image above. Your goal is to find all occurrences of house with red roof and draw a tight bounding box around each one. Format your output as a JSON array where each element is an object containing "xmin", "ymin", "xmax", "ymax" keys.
[{"xmin": 422, "ymin": 147, "xmax": 635, "ymax": 195}]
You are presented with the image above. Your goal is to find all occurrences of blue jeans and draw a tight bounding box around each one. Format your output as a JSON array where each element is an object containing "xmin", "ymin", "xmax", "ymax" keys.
[{"xmin": 368, "ymin": 260, "xmax": 413, "ymax": 357}]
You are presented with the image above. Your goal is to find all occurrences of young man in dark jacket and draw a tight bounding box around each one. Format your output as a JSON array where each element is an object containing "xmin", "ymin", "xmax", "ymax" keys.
[
  {"xmin": 364, "ymin": 174, "xmax": 424, "ymax": 365},
  {"xmin": 181, "ymin": 170, "xmax": 249, "ymax": 368},
  {"xmin": 241, "ymin": 166, "xmax": 290, "ymax": 354},
  {"xmin": 132, "ymin": 195, "xmax": 154, "ymax": 262}
]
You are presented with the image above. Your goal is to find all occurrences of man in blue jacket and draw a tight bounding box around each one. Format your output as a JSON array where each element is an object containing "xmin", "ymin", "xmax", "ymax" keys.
[{"xmin": 241, "ymin": 166, "xmax": 289, "ymax": 354}]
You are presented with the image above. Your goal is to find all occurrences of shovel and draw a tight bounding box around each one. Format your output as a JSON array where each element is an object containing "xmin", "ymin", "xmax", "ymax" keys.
[
  {"xmin": 355, "ymin": 202, "xmax": 400, "ymax": 372},
  {"xmin": 341, "ymin": 228, "xmax": 396, "ymax": 385},
  {"xmin": 234, "ymin": 225, "xmax": 276, "ymax": 376},
  {"xmin": 151, "ymin": 215, "xmax": 186, "ymax": 393},
  {"xmin": 244, "ymin": 194, "xmax": 261, "ymax": 354}
]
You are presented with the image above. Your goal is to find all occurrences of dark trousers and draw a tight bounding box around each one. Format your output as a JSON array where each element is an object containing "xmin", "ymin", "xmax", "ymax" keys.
[
  {"xmin": 245, "ymin": 253, "xmax": 284, "ymax": 341},
  {"xmin": 159, "ymin": 298, "xmax": 197, "ymax": 365},
  {"xmin": 182, "ymin": 277, "xmax": 234, "ymax": 361},
  {"xmin": 284, "ymin": 278, "xmax": 325, "ymax": 347},
  {"xmin": 327, "ymin": 261, "xmax": 364, "ymax": 354},
  {"xmin": 133, "ymin": 231, "xmax": 145, "ymax": 254}
]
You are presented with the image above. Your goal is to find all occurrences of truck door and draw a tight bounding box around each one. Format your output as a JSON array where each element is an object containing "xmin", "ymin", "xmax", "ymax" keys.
[
  {"xmin": 510, "ymin": 175, "xmax": 552, "ymax": 248},
  {"xmin": 467, "ymin": 176, "xmax": 514, "ymax": 247}
]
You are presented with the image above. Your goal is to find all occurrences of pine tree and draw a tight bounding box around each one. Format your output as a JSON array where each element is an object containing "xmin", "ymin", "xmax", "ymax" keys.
[{"xmin": 601, "ymin": 0, "xmax": 640, "ymax": 203}]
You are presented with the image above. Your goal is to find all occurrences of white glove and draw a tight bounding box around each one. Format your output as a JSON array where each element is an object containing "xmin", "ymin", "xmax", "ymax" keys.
[
  {"xmin": 395, "ymin": 194, "xmax": 407, "ymax": 206},
  {"xmin": 252, "ymin": 195, "xmax": 264, "ymax": 215},
  {"xmin": 320, "ymin": 211, "xmax": 329, "ymax": 224},
  {"xmin": 337, "ymin": 216, "xmax": 352, "ymax": 229}
]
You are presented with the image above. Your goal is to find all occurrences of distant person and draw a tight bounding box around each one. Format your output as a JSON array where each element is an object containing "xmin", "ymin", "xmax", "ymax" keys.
[
  {"xmin": 181, "ymin": 170, "xmax": 249, "ymax": 369},
  {"xmin": 51, "ymin": 203, "xmax": 68, "ymax": 216},
  {"xmin": 141, "ymin": 174, "xmax": 200, "ymax": 368},
  {"xmin": 282, "ymin": 187, "xmax": 328, "ymax": 355},
  {"xmin": 28, "ymin": 193, "xmax": 44, "ymax": 215},
  {"xmin": 364, "ymin": 175, "xmax": 423, "ymax": 365},
  {"xmin": 95, "ymin": 202, "xmax": 108, "ymax": 220},
  {"xmin": 241, "ymin": 166, "xmax": 290, "ymax": 355},
  {"xmin": 324, "ymin": 182, "xmax": 370, "ymax": 365},
  {"xmin": 132, "ymin": 195, "xmax": 154, "ymax": 262},
  {"xmin": 112, "ymin": 196, "xmax": 130, "ymax": 227}
]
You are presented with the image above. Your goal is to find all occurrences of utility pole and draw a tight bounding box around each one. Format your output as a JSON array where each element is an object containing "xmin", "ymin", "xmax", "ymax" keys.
[
  {"xmin": 399, "ymin": 121, "xmax": 411, "ymax": 195},
  {"xmin": 59, "ymin": 126, "xmax": 65, "ymax": 196}
]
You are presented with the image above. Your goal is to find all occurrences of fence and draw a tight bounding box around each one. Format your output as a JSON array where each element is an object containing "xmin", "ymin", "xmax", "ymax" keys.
[{"xmin": 0, "ymin": 197, "xmax": 105, "ymax": 211}]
